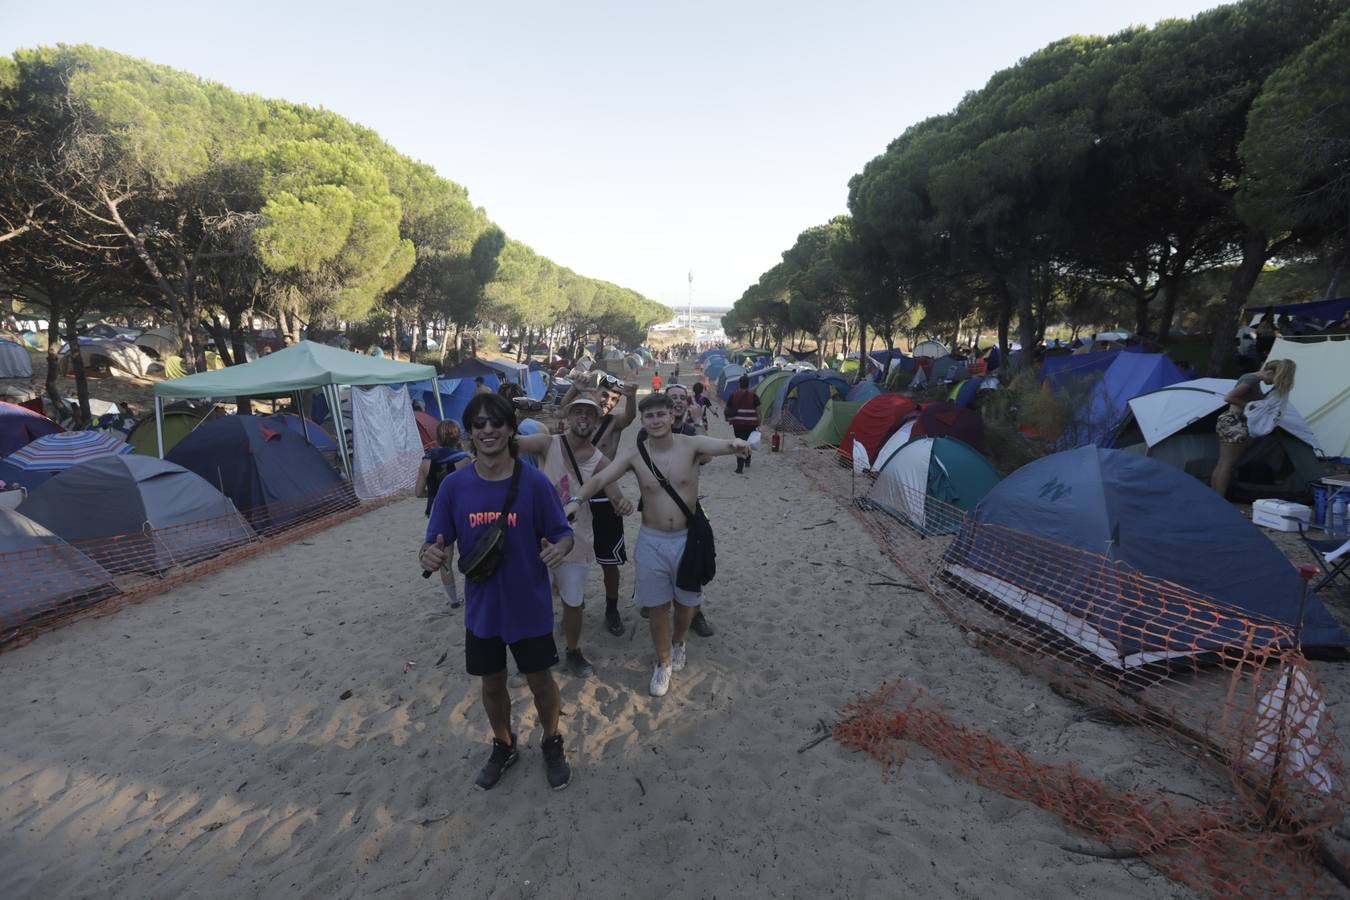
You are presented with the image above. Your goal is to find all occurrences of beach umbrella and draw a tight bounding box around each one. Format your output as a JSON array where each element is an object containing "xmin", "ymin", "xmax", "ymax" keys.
[{"xmin": 5, "ymin": 430, "xmax": 132, "ymax": 472}]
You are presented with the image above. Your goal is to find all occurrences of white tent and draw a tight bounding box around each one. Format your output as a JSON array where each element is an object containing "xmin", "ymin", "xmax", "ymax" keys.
[
  {"xmin": 1269, "ymin": 336, "xmax": 1350, "ymax": 462},
  {"xmin": 872, "ymin": 420, "xmax": 918, "ymax": 471},
  {"xmin": 481, "ymin": 357, "xmax": 529, "ymax": 388},
  {"xmin": 0, "ymin": 339, "xmax": 32, "ymax": 378},
  {"xmin": 61, "ymin": 339, "xmax": 153, "ymax": 377},
  {"xmin": 134, "ymin": 326, "xmax": 182, "ymax": 358},
  {"xmin": 911, "ymin": 339, "xmax": 949, "ymax": 359}
]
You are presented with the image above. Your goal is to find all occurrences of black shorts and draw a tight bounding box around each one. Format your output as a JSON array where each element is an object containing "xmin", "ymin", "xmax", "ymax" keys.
[
  {"xmin": 732, "ymin": 423, "xmax": 756, "ymax": 440},
  {"xmin": 465, "ymin": 629, "xmax": 558, "ymax": 677},
  {"xmin": 590, "ymin": 498, "xmax": 628, "ymax": 566}
]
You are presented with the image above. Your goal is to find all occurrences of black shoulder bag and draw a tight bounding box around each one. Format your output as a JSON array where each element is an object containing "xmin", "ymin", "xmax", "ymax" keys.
[
  {"xmin": 635, "ymin": 433, "xmax": 716, "ymax": 591},
  {"xmin": 458, "ymin": 461, "xmax": 522, "ymax": 583}
]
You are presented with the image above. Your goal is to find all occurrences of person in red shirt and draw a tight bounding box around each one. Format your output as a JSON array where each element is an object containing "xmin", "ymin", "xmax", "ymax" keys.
[
  {"xmin": 651, "ymin": 371, "xmax": 663, "ymax": 392},
  {"xmin": 725, "ymin": 374, "xmax": 761, "ymax": 474}
]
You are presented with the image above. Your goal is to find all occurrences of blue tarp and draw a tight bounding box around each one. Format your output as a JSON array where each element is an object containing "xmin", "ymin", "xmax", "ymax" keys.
[
  {"xmin": 1244, "ymin": 296, "xmax": 1350, "ymax": 321},
  {"xmin": 945, "ymin": 446, "xmax": 1349, "ymax": 654},
  {"xmin": 526, "ymin": 370, "xmax": 548, "ymax": 401},
  {"xmin": 167, "ymin": 416, "xmax": 349, "ymax": 531}
]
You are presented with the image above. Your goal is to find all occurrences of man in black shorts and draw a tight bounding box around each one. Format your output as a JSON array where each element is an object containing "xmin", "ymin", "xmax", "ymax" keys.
[
  {"xmin": 563, "ymin": 379, "xmax": 638, "ymax": 636},
  {"xmin": 420, "ymin": 392, "xmax": 576, "ymax": 791}
]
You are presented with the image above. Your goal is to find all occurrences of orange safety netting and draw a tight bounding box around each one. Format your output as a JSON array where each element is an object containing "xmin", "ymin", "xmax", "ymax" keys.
[
  {"xmin": 784, "ymin": 439, "xmax": 1349, "ymax": 895},
  {"xmin": 0, "ymin": 457, "xmax": 412, "ymax": 652}
]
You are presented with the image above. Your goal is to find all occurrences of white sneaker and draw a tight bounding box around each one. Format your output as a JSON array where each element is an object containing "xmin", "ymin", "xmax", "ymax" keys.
[
  {"xmin": 649, "ymin": 663, "xmax": 672, "ymax": 697},
  {"xmin": 670, "ymin": 642, "xmax": 687, "ymax": 672}
]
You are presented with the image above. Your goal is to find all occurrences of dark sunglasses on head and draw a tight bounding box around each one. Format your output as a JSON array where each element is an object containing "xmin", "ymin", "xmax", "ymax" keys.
[{"xmin": 470, "ymin": 415, "xmax": 508, "ymax": 430}]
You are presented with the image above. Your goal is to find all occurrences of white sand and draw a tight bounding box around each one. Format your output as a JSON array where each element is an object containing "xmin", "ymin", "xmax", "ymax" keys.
[{"xmin": 0, "ymin": 412, "xmax": 1211, "ymax": 899}]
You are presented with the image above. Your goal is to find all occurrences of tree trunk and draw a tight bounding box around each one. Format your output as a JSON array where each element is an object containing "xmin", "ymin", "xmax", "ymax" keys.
[
  {"xmin": 227, "ymin": 307, "xmax": 253, "ymax": 415},
  {"xmin": 1207, "ymin": 230, "xmax": 1271, "ymax": 377},
  {"xmin": 857, "ymin": 320, "xmax": 867, "ymax": 382},
  {"xmin": 64, "ymin": 310, "xmax": 90, "ymax": 427},
  {"xmin": 1156, "ymin": 274, "xmax": 1180, "ymax": 344},
  {"xmin": 205, "ymin": 314, "xmax": 233, "ymax": 367},
  {"xmin": 997, "ymin": 291, "xmax": 1011, "ymax": 356},
  {"xmin": 1015, "ymin": 262, "xmax": 1036, "ymax": 359},
  {"xmin": 44, "ymin": 307, "xmax": 63, "ymax": 416}
]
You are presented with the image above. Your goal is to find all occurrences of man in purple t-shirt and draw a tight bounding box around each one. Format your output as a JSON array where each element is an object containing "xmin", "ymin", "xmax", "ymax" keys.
[{"xmin": 420, "ymin": 393, "xmax": 576, "ymax": 791}]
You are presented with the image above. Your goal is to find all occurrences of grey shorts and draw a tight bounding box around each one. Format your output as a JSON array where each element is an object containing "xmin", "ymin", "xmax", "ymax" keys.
[{"xmin": 633, "ymin": 527, "xmax": 704, "ymax": 609}]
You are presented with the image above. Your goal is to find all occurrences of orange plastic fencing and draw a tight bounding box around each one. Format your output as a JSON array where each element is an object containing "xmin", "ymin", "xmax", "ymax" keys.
[
  {"xmin": 0, "ymin": 457, "xmax": 411, "ymax": 652},
  {"xmin": 785, "ymin": 440, "xmax": 1349, "ymax": 895}
]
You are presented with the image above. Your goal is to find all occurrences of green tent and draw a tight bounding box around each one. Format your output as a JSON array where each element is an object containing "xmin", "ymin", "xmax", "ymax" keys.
[
  {"xmin": 839, "ymin": 359, "xmax": 861, "ymax": 376},
  {"xmin": 808, "ymin": 400, "xmax": 865, "ymax": 446},
  {"xmin": 755, "ymin": 370, "xmax": 794, "ymax": 416},
  {"xmin": 153, "ymin": 340, "xmax": 436, "ymax": 399},
  {"xmin": 152, "ymin": 341, "xmax": 436, "ymax": 477},
  {"xmin": 126, "ymin": 407, "xmax": 216, "ymax": 456}
]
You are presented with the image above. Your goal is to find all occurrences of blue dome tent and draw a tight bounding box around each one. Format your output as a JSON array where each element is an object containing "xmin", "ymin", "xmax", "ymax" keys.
[{"xmin": 942, "ymin": 447, "xmax": 1349, "ymax": 667}]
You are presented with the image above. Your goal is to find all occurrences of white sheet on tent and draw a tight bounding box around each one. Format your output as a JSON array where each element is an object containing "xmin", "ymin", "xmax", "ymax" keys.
[
  {"xmin": 350, "ymin": 385, "xmax": 423, "ymax": 501},
  {"xmin": 1125, "ymin": 378, "xmax": 1319, "ymax": 450},
  {"xmin": 1270, "ymin": 336, "xmax": 1350, "ymax": 461}
]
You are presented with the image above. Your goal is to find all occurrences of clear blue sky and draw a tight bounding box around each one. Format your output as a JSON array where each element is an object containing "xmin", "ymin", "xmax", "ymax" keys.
[{"xmin": 4, "ymin": 0, "xmax": 1222, "ymax": 311}]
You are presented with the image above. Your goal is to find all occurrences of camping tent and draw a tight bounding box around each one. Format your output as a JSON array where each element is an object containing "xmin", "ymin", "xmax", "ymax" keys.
[
  {"xmin": 167, "ymin": 416, "xmax": 352, "ymax": 533},
  {"xmin": 0, "ymin": 338, "xmax": 32, "ymax": 378},
  {"xmin": 0, "ymin": 431, "xmax": 133, "ymax": 490},
  {"xmin": 133, "ymin": 326, "xmax": 181, "ymax": 358},
  {"xmin": 61, "ymin": 339, "xmax": 153, "ymax": 377},
  {"xmin": 154, "ymin": 340, "xmax": 436, "ymax": 478},
  {"xmin": 839, "ymin": 395, "xmax": 920, "ymax": 466},
  {"xmin": 1114, "ymin": 378, "xmax": 1322, "ymax": 498},
  {"xmin": 1268, "ymin": 335, "xmax": 1349, "ymax": 462},
  {"xmin": 716, "ymin": 365, "xmax": 747, "ymax": 400},
  {"xmin": 259, "ymin": 414, "xmax": 338, "ymax": 452},
  {"xmin": 782, "ymin": 371, "xmax": 850, "ymax": 429},
  {"xmin": 911, "ymin": 340, "xmax": 949, "ymax": 359},
  {"xmin": 413, "ymin": 410, "xmax": 440, "ymax": 449},
  {"xmin": 18, "ymin": 455, "xmax": 255, "ymax": 574},
  {"xmin": 126, "ymin": 404, "xmax": 220, "ymax": 456},
  {"xmin": 909, "ymin": 402, "xmax": 985, "ymax": 450},
  {"xmin": 0, "ymin": 401, "xmax": 62, "ymax": 457},
  {"xmin": 868, "ymin": 437, "xmax": 1001, "ymax": 535},
  {"xmin": 808, "ymin": 400, "xmax": 865, "ymax": 446},
  {"xmin": 754, "ymin": 370, "xmax": 794, "ymax": 417},
  {"xmin": 846, "ymin": 380, "xmax": 882, "ymax": 403},
  {"xmin": 0, "ymin": 506, "xmax": 117, "ymax": 637},
  {"xmin": 941, "ymin": 446, "xmax": 1349, "ymax": 666},
  {"xmin": 481, "ymin": 358, "xmax": 529, "ymax": 390},
  {"xmin": 1050, "ymin": 351, "xmax": 1187, "ymax": 447}
]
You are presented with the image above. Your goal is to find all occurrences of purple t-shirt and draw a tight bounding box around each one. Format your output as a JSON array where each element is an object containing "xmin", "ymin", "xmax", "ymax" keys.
[{"xmin": 426, "ymin": 462, "xmax": 572, "ymax": 643}]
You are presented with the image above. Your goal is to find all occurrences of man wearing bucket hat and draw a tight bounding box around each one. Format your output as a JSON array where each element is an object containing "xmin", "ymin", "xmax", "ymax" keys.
[{"xmin": 517, "ymin": 397, "xmax": 634, "ymax": 677}]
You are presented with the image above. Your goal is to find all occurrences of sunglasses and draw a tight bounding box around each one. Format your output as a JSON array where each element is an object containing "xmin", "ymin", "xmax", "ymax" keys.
[{"xmin": 469, "ymin": 416, "xmax": 509, "ymax": 430}]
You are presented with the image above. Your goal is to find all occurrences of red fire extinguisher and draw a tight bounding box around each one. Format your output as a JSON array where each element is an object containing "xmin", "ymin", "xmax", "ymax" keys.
[{"xmin": 770, "ymin": 431, "xmax": 782, "ymax": 452}]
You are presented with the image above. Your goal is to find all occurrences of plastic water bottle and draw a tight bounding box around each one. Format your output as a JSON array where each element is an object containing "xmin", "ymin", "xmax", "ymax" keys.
[{"xmin": 1334, "ymin": 494, "xmax": 1349, "ymax": 538}]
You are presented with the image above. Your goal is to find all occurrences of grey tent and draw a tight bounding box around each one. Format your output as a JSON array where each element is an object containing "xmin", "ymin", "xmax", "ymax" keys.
[
  {"xmin": 18, "ymin": 455, "xmax": 255, "ymax": 574},
  {"xmin": 0, "ymin": 506, "xmax": 117, "ymax": 641}
]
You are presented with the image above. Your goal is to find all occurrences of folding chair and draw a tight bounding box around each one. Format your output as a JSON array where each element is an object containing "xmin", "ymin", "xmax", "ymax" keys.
[{"xmin": 1297, "ymin": 523, "xmax": 1350, "ymax": 594}]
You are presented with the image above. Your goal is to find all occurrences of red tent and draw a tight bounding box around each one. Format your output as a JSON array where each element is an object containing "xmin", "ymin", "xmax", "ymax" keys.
[
  {"xmin": 414, "ymin": 410, "xmax": 441, "ymax": 449},
  {"xmin": 910, "ymin": 401, "xmax": 984, "ymax": 450},
  {"xmin": 837, "ymin": 395, "xmax": 920, "ymax": 464}
]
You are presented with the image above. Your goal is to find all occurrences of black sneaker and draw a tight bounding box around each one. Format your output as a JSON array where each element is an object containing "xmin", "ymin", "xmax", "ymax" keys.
[
  {"xmin": 542, "ymin": 734, "xmax": 572, "ymax": 791},
  {"xmin": 474, "ymin": 734, "xmax": 518, "ymax": 791},
  {"xmin": 605, "ymin": 609, "xmax": 624, "ymax": 636},
  {"xmin": 640, "ymin": 606, "xmax": 650, "ymax": 619},
  {"xmin": 565, "ymin": 647, "xmax": 594, "ymax": 678},
  {"xmin": 690, "ymin": 611, "xmax": 714, "ymax": 637}
]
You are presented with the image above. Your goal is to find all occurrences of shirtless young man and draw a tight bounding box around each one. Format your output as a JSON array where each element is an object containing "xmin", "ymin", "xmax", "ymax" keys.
[
  {"xmin": 561, "ymin": 378, "xmax": 638, "ymax": 635},
  {"xmin": 564, "ymin": 393, "xmax": 748, "ymax": 697},
  {"xmin": 516, "ymin": 398, "xmax": 634, "ymax": 678}
]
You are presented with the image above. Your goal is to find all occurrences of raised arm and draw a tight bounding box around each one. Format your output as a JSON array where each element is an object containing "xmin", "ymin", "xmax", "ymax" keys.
[
  {"xmin": 515, "ymin": 431, "xmax": 554, "ymax": 456},
  {"xmin": 559, "ymin": 382, "xmax": 583, "ymax": 409},
  {"xmin": 690, "ymin": 434, "xmax": 749, "ymax": 459},
  {"xmin": 617, "ymin": 383, "xmax": 638, "ymax": 429},
  {"xmin": 565, "ymin": 447, "xmax": 635, "ymax": 518},
  {"xmin": 593, "ymin": 455, "xmax": 635, "ymax": 515}
]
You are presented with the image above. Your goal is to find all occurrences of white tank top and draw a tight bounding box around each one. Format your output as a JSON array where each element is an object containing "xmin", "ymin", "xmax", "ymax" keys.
[{"xmin": 542, "ymin": 435, "xmax": 602, "ymax": 562}]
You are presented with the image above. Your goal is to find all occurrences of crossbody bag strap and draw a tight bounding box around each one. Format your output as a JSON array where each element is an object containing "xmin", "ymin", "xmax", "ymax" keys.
[
  {"xmin": 636, "ymin": 432, "xmax": 696, "ymax": 525},
  {"xmin": 559, "ymin": 435, "xmax": 585, "ymax": 487},
  {"xmin": 591, "ymin": 414, "xmax": 613, "ymax": 447},
  {"xmin": 497, "ymin": 460, "xmax": 523, "ymax": 521}
]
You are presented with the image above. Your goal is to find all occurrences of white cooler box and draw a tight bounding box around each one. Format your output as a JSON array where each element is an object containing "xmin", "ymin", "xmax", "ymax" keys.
[{"xmin": 1252, "ymin": 499, "xmax": 1312, "ymax": 532}]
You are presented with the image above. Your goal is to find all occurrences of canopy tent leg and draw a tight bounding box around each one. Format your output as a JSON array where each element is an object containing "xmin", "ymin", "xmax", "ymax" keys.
[
  {"xmin": 330, "ymin": 384, "xmax": 352, "ymax": 480},
  {"xmin": 294, "ymin": 390, "xmax": 311, "ymax": 446},
  {"xmin": 433, "ymin": 380, "xmax": 445, "ymax": 419},
  {"xmin": 155, "ymin": 395, "xmax": 165, "ymax": 458}
]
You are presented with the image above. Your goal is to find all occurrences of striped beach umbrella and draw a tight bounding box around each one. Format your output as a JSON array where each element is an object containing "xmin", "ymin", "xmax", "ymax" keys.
[{"xmin": 5, "ymin": 430, "xmax": 133, "ymax": 471}]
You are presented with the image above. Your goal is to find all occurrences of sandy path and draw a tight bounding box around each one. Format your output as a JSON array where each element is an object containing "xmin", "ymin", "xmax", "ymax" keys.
[{"xmin": 0, "ymin": 402, "xmax": 1198, "ymax": 899}]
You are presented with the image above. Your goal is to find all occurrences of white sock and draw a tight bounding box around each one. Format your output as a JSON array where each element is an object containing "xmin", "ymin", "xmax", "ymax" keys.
[{"xmin": 443, "ymin": 580, "xmax": 460, "ymax": 605}]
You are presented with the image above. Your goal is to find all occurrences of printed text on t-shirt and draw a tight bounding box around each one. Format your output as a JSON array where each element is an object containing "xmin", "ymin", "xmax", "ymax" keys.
[{"xmin": 468, "ymin": 511, "xmax": 519, "ymax": 528}]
